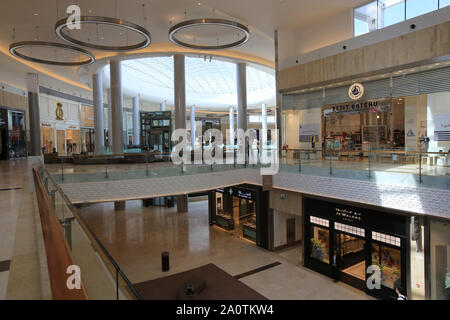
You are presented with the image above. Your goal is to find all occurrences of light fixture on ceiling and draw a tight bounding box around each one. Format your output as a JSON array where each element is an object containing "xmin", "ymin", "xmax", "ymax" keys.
[
  {"xmin": 9, "ymin": 41, "xmax": 95, "ymax": 66},
  {"xmin": 168, "ymin": 18, "xmax": 249, "ymax": 50},
  {"xmin": 55, "ymin": 16, "xmax": 151, "ymax": 51}
]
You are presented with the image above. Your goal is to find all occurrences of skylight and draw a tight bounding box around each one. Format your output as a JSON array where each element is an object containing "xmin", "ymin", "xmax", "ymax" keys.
[{"xmin": 103, "ymin": 56, "xmax": 275, "ymax": 109}]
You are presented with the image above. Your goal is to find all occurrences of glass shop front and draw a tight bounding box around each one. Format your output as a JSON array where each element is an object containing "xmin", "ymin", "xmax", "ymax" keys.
[
  {"xmin": 304, "ymin": 197, "xmax": 407, "ymax": 300},
  {"xmin": 0, "ymin": 107, "xmax": 26, "ymax": 160},
  {"xmin": 209, "ymin": 184, "xmax": 269, "ymax": 249}
]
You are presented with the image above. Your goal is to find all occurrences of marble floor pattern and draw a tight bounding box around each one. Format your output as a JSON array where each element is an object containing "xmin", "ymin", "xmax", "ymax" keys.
[
  {"xmin": 0, "ymin": 159, "xmax": 41, "ymax": 300},
  {"xmin": 78, "ymin": 199, "xmax": 373, "ymax": 300}
]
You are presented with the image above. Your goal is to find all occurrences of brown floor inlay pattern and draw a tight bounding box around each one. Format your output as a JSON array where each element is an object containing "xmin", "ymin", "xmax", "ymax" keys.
[
  {"xmin": 234, "ymin": 262, "xmax": 282, "ymax": 280},
  {"xmin": 134, "ymin": 263, "xmax": 267, "ymax": 300},
  {"xmin": 0, "ymin": 260, "xmax": 11, "ymax": 272}
]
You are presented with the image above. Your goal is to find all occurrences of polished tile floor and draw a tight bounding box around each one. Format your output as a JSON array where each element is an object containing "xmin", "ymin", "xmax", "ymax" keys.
[
  {"xmin": 78, "ymin": 199, "xmax": 372, "ymax": 300},
  {"xmin": 0, "ymin": 159, "xmax": 41, "ymax": 300}
]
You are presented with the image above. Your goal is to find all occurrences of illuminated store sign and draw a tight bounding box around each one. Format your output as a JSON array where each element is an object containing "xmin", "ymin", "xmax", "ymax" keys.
[
  {"xmin": 237, "ymin": 190, "xmax": 252, "ymax": 200},
  {"xmin": 335, "ymin": 208, "xmax": 362, "ymax": 223},
  {"xmin": 348, "ymin": 82, "xmax": 364, "ymax": 100},
  {"xmin": 327, "ymin": 99, "xmax": 391, "ymax": 114}
]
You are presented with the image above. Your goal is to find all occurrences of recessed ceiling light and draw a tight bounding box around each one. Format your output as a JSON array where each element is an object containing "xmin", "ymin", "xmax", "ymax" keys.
[
  {"xmin": 34, "ymin": 13, "xmax": 38, "ymax": 16},
  {"xmin": 197, "ymin": 2, "xmax": 202, "ymax": 5}
]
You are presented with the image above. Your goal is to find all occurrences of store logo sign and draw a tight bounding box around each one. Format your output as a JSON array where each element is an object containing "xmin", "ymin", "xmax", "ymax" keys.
[
  {"xmin": 66, "ymin": 5, "xmax": 81, "ymax": 30},
  {"xmin": 237, "ymin": 190, "xmax": 252, "ymax": 200},
  {"xmin": 56, "ymin": 102, "xmax": 64, "ymax": 120},
  {"xmin": 348, "ymin": 83, "xmax": 364, "ymax": 100},
  {"xmin": 335, "ymin": 208, "xmax": 362, "ymax": 222},
  {"xmin": 367, "ymin": 265, "xmax": 381, "ymax": 290}
]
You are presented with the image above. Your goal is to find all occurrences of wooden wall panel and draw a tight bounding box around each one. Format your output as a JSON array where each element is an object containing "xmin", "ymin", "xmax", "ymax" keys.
[{"xmin": 279, "ymin": 21, "xmax": 450, "ymax": 91}]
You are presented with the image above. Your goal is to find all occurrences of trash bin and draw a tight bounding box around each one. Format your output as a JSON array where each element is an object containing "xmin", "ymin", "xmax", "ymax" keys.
[{"xmin": 161, "ymin": 251, "xmax": 169, "ymax": 272}]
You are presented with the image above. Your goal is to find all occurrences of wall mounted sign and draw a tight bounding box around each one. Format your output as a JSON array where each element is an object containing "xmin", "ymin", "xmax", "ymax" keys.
[
  {"xmin": 434, "ymin": 114, "xmax": 450, "ymax": 141},
  {"xmin": 348, "ymin": 82, "xmax": 364, "ymax": 100},
  {"xmin": 299, "ymin": 123, "xmax": 319, "ymax": 142},
  {"xmin": 55, "ymin": 102, "xmax": 64, "ymax": 120},
  {"xmin": 237, "ymin": 190, "xmax": 252, "ymax": 200},
  {"xmin": 280, "ymin": 193, "xmax": 287, "ymax": 200},
  {"xmin": 325, "ymin": 99, "xmax": 391, "ymax": 115},
  {"xmin": 262, "ymin": 175, "xmax": 273, "ymax": 191},
  {"xmin": 335, "ymin": 208, "xmax": 362, "ymax": 223}
]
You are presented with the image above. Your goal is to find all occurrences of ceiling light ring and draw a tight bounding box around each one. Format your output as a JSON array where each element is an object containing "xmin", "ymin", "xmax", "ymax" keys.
[
  {"xmin": 9, "ymin": 41, "xmax": 95, "ymax": 66},
  {"xmin": 55, "ymin": 16, "xmax": 151, "ymax": 51},
  {"xmin": 168, "ymin": 18, "xmax": 250, "ymax": 50}
]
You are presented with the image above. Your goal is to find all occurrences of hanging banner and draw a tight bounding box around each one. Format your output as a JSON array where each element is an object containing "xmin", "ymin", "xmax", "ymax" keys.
[
  {"xmin": 299, "ymin": 123, "xmax": 319, "ymax": 142},
  {"xmin": 434, "ymin": 114, "xmax": 450, "ymax": 141}
]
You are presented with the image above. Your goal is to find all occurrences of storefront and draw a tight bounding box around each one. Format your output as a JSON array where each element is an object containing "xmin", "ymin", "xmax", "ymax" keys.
[
  {"xmin": 283, "ymin": 63, "xmax": 450, "ymax": 159},
  {"xmin": 304, "ymin": 196, "xmax": 407, "ymax": 300},
  {"xmin": 0, "ymin": 106, "xmax": 26, "ymax": 160},
  {"xmin": 208, "ymin": 184, "xmax": 269, "ymax": 249}
]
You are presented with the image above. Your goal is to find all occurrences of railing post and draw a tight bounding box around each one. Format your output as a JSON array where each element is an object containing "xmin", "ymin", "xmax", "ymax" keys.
[
  {"xmin": 116, "ymin": 269, "xmax": 119, "ymax": 300},
  {"xmin": 59, "ymin": 217, "xmax": 75, "ymax": 250},
  {"xmin": 298, "ymin": 151, "xmax": 302, "ymax": 172},
  {"xmin": 50, "ymin": 189, "xmax": 56, "ymax": 209},
  {"xmin": 368, "ymin": 147, "xmax": 372, "ymax": 179},
  {"xmin": 233, "ymin": 149, "xmax": 236, "ymax": 168},
  {"xmin": 329, "ymin": 148, "xmax": 332, "ymax": 176},
  {"xmin": 105, "ymin": 165, "xmax": 109, "ymax": 179},
  {"xmin": 181, "ymin": 160, "xmax": 184, "ymax": 174},
  {"xmin": 146, "ymin": 153, "xmax": 149, "ymax": 176},
  {"xmin": 419, "ymin": 151, "xmax": 423, "ymax": 184},
  {"xmin": 61, "ymin": 160, "xmax": 64, "ymax": 181}
]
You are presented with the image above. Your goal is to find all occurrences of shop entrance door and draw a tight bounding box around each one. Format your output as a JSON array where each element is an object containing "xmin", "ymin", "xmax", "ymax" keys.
[
  {"xmin": 0, "ymin": 128, "xmax": 8, "ymax": 160},
  {"xmin": 56, "ymin": 130, "xmax": 66, "ymax": 154},
  {"xmin": 150, "ymin": 130, "xmax": 164, "ymax": 152},
  {"xmin": 334, "ymin": 227, "xmax": 367, "ymax": 290}
]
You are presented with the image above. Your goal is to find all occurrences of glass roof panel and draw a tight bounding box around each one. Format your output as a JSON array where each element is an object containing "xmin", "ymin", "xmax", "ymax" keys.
[{"xmin": 104, "ymin": 56, "xmax": 275, "ymax": 108}]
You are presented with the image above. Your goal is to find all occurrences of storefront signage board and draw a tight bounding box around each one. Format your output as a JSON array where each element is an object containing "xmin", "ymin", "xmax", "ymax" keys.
[
  {"xmin": 305, "ymin": 197, "xmax": 406, "ymax": 237},
  {"xmin": 324, "ymin": 99, "xmax": 391, "ymax": 115}
]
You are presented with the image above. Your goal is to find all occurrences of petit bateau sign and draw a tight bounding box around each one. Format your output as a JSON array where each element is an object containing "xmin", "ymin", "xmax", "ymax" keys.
[{"xmin": 348, "ymin": 82, "xmax": 364, "ymax": 100}]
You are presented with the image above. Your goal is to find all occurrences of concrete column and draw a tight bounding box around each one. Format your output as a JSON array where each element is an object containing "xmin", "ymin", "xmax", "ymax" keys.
[
  {"xmin": 236, "ymin": 63, "xmax": 248, "ymax": 162},
  {"xmin": 132, "ymin": 95, "xmax": 140, "ymax": 146},
  {"xmin": 190, "ymin": 105, "xmax": 196, "ymax": 147},
  {"xmin": 229, "ymin": 105, "xmax": 235, "ymax": 145},
  {"xmin": 92, "ymin": 73, "xmax": 105, "ymax": 154},
  {"xmin": 26, "ymin": 73, "xmax": 41, "ymax": 156},
  {"xmin": 174, "ymin": 55, "xmax": 186, "ymax": 130},
  {"xmin": 107, "ymin": 88, "xmax": 112, "ymax": 150},
  {"xmin": 110, "ymin": 60, "xmax": 124, "ymax": 154},
  {"xmin": 236, "ymin": 63, "xmax": 248, "ymax": 133},
  {"xmin": 261, "ymin": 103, "xmax": 267, "ymax": 146},
  {"xmin": 174, "ymin": 54, "xmax": 188, "ymax": 213},
  {"xmin": 160, "ymin": 100, "xmax": 166, "ymax": 111},
  {"xmin": 274, "ymin": 29, "xmax": 283, "ymax": 156}
]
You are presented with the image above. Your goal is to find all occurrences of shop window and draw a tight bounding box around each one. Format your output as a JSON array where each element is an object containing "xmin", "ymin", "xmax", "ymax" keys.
[
  {"xmin": 310, "ymin": 216, "xmax": 329, "ymax": 227},
  {"xmin": 372, "ymin": 231, "xmax": 401, "ymax": 247},
  {"xmin": 354, "ymin": 1, "xmax": 378, "ymax": 36},
  {"xmin": 379, "ymin": 0, "xmax": 405, "ymax": 28},
  {"xmin": 335, "ymin": 222, "xmax": 365, "ymax": 237},
  {"xmin": 310, "ymin": 225, "xmax": 330, "ymax": 264},
  {"xmin": 372, "ymin": 243, "xmax": 402, "ymax": 289},
  {"xmin": 406, "ymin": 0, "xmax": 438, "ymax": 19},
  {"xmin": 441, "ymin": 0, "xmax": 450, "ymax": 8}
]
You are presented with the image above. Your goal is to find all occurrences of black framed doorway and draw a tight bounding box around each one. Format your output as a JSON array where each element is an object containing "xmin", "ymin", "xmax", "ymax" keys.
[{"xmin": 304, "ymin": 196, "xmax": 407, "ymax": 300}]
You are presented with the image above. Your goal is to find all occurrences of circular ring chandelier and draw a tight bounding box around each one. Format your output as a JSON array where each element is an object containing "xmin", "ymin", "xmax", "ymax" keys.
[
  {"xmin": 55, "ymin": 16, "xmax": 152, "ymax": 51},
  {"xmin": 9, "ymin": 41, "xmax": 95, "ymax": 66},
  {"xmin": 169, "ymin": 18, "xmax": 250, "ymax": 50}
]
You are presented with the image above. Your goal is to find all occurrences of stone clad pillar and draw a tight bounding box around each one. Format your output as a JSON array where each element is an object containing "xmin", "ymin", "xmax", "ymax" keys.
[
  {"xmin": 26, "ymin": 73, "xmax": 41, "ymax": 156},
  {"xmin": 174, "ymin": 54, "xmax": 188, "ymax": 213},
  {"xmin": 229, "ymin": 105, "xmax": 235, "ymax": 145},
  {"xmin": 110, "ymin": 60, "xmax": 124, "ymax": 154},
  {"xmin": 92, "ymin": 73, "xmax": 105, "ymax": 154},
  {"xmin": 190, "ymin": 105, "xmax": 196, "ymax": 147},
  {"xmin": 132, "ymin": 95, "xmax": 140, "ymax": 146}
]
